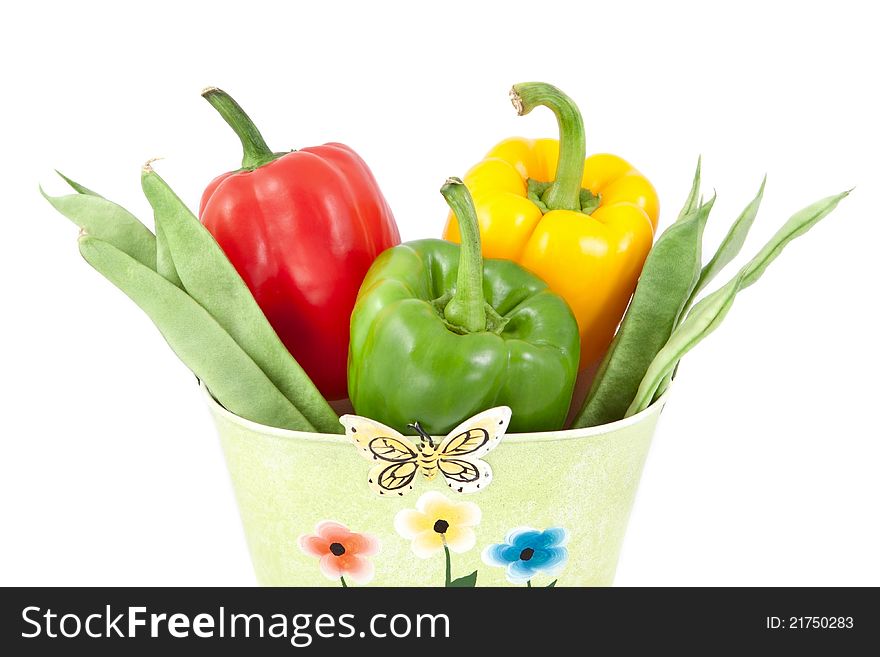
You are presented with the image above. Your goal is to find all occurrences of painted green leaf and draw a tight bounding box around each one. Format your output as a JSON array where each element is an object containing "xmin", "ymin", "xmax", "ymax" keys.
[{"xmin": 448, "ymin": 570, "xmax": 478, "ymax": 588}]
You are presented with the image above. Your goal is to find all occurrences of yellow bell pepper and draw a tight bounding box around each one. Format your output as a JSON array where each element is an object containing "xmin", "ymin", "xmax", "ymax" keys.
[{"xmin": 443, "ymin": 82, "xmax": 659, "ymax": 368}]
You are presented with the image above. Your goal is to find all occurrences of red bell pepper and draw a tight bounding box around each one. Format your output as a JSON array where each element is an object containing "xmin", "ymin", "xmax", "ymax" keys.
[{"xmin": 199, "ymin": 88, "xmax": 400, "ymax": 400}]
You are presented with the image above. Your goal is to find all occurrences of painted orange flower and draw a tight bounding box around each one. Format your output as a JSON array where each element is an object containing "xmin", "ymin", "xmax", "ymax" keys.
[{"xmin": 298, "ymin": 521, "xmax": 380, "ymax": 586}]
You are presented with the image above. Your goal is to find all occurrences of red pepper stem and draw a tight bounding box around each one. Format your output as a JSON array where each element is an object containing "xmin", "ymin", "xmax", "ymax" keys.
[
  {"xmin": 441, "ymin": 178, "xmax": 487, "ymax": 333},
  {"xmin": 510, "ymin": 82, "xmax": 586, "ymax": 212},
  {"xmin": 201, "ymin": 87, "xmax": 277, "ymax": 170}
]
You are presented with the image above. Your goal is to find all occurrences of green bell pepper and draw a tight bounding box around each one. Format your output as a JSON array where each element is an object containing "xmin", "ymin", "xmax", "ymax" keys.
[{"xmin": 348, "ymin": 178, "xmax": 580, "ymax": 434}]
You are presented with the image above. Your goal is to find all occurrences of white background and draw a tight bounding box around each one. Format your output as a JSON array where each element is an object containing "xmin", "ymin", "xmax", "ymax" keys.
[{"xmin": 2, "ymin": 0, "xmax": 878, "ymax": 586}]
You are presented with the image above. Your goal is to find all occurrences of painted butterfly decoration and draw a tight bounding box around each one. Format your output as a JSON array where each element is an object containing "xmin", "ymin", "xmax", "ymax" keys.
[{"xmin": 339, "ymin": 407, "xmax": 512, "ymax": 497}]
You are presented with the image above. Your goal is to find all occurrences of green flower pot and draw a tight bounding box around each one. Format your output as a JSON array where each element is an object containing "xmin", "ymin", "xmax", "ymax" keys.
[{"xmin": 205, "ymin": 384, "xmax": 668, "ymax": 587}]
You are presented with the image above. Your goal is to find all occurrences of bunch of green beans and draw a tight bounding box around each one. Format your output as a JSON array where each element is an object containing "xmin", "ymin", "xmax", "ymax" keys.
[
  {"xmin": 573, "ymin": 160, "xmax": 849, "ymax": 427},
  {"xmin": 42, "ymin": 167, "xmax": 342, "ymax": 434}
]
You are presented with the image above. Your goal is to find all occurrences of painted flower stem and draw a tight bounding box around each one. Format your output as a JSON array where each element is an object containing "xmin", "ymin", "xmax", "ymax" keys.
[
  {"xmin": 395, "ymin": 492, "xmax": 481, "ymax": 587},
  {"xmin": 340, "ymin": 576, "xmax": 348, "ymax": 588}
]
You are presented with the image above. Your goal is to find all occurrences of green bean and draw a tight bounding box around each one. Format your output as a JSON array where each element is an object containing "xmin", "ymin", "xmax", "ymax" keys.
[
  {"xmin": 685, "ymin": 177, "xmax": 766, "ymax": 311},
  {"xmin": 653, "ymin": 177, "xmax": 767, "ymax": 399},
  {"xmin": 55, "ymin": 170, "xmax": 101, "ymax": 197},
  {"xmin": 123, "ymin": 161, "xmax": 182, "ymax": 288},
  {"xmin": 78, "ymin": 235, "xmax": 315, "ymax": 432},
  {"xmin": 41, "ymin": 172, "xmax": 157, "ymax": 269},
  {"xmin": 677, "ymin": 155, "xmax": 701, "ymax": 221},
  {"xmin": 155, "ymin": 219, "xmax": 183, "ymax": 288},
  {"xmin": 140, "ymin": 165, "xmax": 341, "ymax": 434},
  {"xmin": 626, "ymin": 189, "xmax": 850, "ymax": 416},
  {"xmin": 572, "ymin": 161, "xmax": 713, "ymax": 428}
]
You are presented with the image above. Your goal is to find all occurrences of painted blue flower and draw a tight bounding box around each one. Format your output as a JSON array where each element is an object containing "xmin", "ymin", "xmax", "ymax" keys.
[{"xmin": 482, "ymin": 526, "xmax": 568, "ymax": 584}]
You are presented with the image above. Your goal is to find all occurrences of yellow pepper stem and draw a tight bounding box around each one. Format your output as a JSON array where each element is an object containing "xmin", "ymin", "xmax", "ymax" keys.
[
  {"xmin": 440, "ymin": 178, "xmax": 487, "ymax": 333},
  {"xmin": 510, "ymin": 82, "xmax": 587, "ymax": 213}
]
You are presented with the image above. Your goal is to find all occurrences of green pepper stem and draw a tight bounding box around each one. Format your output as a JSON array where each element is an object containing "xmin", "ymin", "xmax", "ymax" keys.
[
  {"xmin": 510, "ymin": 82, "xmax": 586, "ymax": 212},
  {"xmin": 441, "ymin": 178, "xmax": 487, "ymax": 333},
  {"xmin": 201, "ymin": 87, "xmax": 277, "ymax": 170}
]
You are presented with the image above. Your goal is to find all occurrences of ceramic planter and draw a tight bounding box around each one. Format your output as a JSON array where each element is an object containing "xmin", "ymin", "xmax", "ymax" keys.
[{"xmin": 205, "ymin": 384, "xmax": 667, "ymax": 587}]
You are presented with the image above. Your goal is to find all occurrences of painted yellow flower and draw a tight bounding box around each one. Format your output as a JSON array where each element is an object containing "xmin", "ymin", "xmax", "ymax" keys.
[{"xmin": 394, "ymin": 491, "xmax": 481, "ymax": 558}]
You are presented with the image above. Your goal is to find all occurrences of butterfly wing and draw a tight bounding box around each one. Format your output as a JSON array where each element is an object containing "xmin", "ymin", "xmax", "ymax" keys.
[
  {"xmin": 340, "ymin": 414, "xmax": 418, "ymax": 462},
  {"xmin": 439, "ymin": 406, "xmax": 512, "ymax": 459},
  {"xmin": 368, "ymin": 460, "xmax": 419, "ymax": 497},
  {"xmin": 438, "ymin": 457, "xmax": 493, "ymax": 494},
  {"xmin": 436, "ymin": 406, "xmax": 512, "ymax": 494},
  {"xmin": 340, "ymin": 414, "xmax": 420, "ymax": 496}
]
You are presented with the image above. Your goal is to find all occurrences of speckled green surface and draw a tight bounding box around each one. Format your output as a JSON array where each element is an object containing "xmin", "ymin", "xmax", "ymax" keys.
[{"xmin": 206, "ymin": 386, "xmax": 666, "ymax": 587}]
